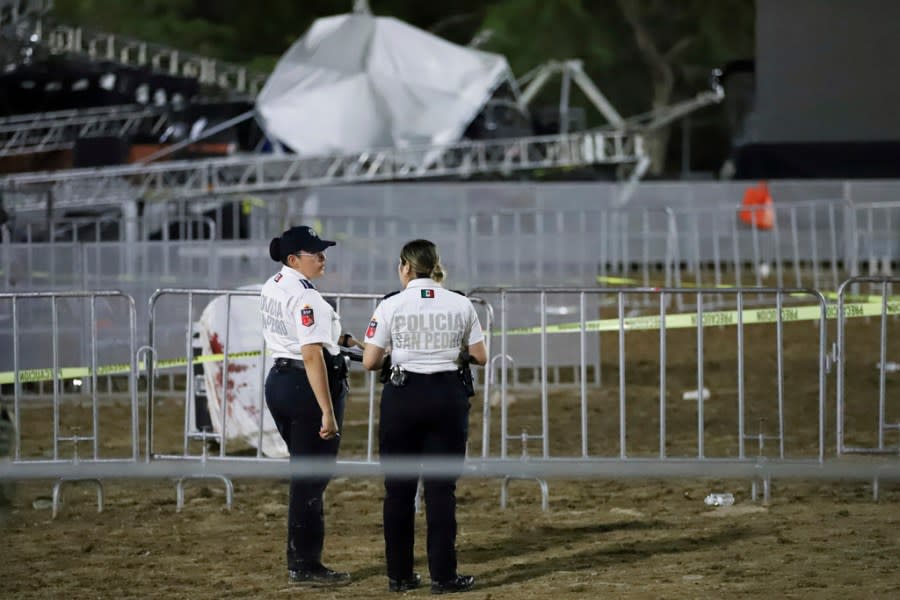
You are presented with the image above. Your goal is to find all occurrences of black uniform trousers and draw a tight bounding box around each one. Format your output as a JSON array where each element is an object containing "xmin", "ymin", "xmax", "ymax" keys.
[
  {"xmin": 379, "ymin": 370, "xmax": 469, "ymax": 583},
  {"xmin": 265, "ymin": 357, "xmax": 346, "ymax": 571}
]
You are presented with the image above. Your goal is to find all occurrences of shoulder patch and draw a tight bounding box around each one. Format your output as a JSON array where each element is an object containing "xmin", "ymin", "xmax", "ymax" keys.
[
  {"xmin": 451, "ymin": 289, "xmax": 466, "ymax": 296},
  {"xmin": 274, "ymin": 273, "xmax": 283, "ymax": 283},
  {"xmin": 300, "ymin": 305, "xmax": 315, "ymax": 327},
  {"xmin": 382, "ymin": 290, "xmax": 401, "ymax": 300},
  {"xmin": 366, "ymin": 318, "xmax": 378, "ymax": 338}
]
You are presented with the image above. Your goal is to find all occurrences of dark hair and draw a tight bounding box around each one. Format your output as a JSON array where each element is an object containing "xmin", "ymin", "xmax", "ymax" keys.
[
  {"xmin": 268, "ymin": 238, "xmax": 284, "ymax": 263},
  {"xmin": 400, "ymin": 239, "xmax": 445, "ymax": 283}
]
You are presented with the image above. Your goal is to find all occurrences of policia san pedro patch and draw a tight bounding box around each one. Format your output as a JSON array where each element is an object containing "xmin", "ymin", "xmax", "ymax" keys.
[{"xmin": 301, "ymin": 306, "xmax": 315, "ymax": 327}]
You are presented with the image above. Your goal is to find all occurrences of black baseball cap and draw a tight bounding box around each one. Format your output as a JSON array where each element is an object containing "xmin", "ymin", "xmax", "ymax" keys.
[{"xmin": 269, "ymin": 225, "xmax": 336, "ymax": 262}]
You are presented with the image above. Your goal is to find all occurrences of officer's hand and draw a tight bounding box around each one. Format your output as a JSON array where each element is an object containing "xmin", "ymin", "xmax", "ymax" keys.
[{"xmin": 320, "ymin": 412, "xmax": 340, "ymax": 440}]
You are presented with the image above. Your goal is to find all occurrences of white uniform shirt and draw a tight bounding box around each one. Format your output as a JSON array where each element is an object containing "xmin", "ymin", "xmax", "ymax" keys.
[
  {"xmin": 364, "ymin": 278, "xmax": 484, "ymax": 374},
  {"xmin": 260, "ymin": 266, "xmax": 341, "ymax": 359}
]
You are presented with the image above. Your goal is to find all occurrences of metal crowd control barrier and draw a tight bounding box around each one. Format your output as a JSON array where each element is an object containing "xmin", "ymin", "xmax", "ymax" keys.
[
  {"xmin": 664, "ymin": 200, "xmax": 849, "ymax": 308},
  {"xmin": 469, "ymin": 297, "xmax": 495, "ymax": 461},
  {"xmin": 468, "ymin": 206, "xmax": 674, "ymax": 290},
  {"xmin": 7, "ymin": 280, "xmax": 900, "ymax": 511},
  {"xmin": 147, "ymin": 288, "xmax": 384, "ymax": 510},
  {"xmin": 471, "ymin": 286, "xmax": 828, "ymax": 505},
  {"xmin": 0, "ymin": 290, "xmax": 139, "ymax": 517},
  {"xmin": 847, "ymin": 201, "xmax": 900, "ymax": 277},
  {"xmin": 836, "ymin": 277, "xmax": 900, "ymax": 469}
]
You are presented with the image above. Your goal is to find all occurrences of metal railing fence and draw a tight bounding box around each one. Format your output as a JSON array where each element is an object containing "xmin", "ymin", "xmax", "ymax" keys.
[{"xmin": 0, "ymin": 289, "xmax": 139, "ymax": 516}]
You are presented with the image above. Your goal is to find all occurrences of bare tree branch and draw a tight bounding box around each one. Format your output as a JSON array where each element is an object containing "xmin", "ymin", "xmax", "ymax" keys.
[
  {"xmin": 617, "ymin": 1, "xmax": 660, "ymax": 65},
  {"xmin": 664, "ymin": 35, "xmax": 695, "ymax": 62},
  {"xmin": 615, "ymin": 0, "xmax": 680, "ymax": 175}
]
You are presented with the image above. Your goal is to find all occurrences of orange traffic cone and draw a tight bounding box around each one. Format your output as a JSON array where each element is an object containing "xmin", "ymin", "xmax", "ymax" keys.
[{"xmin": 739, "ymin": 181, "xmax": 774, "ymax": 230}]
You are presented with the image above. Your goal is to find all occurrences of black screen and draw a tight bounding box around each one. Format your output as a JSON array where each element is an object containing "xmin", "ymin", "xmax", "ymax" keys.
[{"xmin": 754, "ymin": 0, "xmax": 900, "ymax": 143}]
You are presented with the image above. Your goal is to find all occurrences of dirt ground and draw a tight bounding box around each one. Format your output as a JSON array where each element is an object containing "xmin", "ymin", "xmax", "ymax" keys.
[{"xmin": 3, "ymin": 315, "xmax": 900, "ymax": 599}]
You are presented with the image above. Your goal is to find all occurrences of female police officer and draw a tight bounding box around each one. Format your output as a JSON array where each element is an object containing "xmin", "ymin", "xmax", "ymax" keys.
[
  {"xmin": 260, "ymin": 225, "xmax": 350, "ymax": 587},
  {"xmin": 363, "ymin": 239, "xmax": 487, "ymax": 594}
]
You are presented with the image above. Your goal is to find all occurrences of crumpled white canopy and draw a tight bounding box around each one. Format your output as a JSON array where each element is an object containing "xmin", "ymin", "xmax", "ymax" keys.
[{"xmin": 255, "ymin": 12, "xmax": 514, "ymax": 156}]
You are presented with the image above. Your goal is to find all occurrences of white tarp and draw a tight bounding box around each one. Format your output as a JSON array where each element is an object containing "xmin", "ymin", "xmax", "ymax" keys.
[
  {"xmin": 255, "ymin": 12, "xmax": 514, "ymax": 156},
  {"xmin": 196, "ymin": 289, "xmax": 288, "ymax": 458}
]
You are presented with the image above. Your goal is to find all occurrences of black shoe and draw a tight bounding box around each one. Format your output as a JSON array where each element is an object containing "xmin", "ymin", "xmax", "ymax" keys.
[
  {"xmin": 430, "ymin": 575, "xmax": 475, "ymax": 594},
  {"xmin": 289, "ymin": 564, "xmax": 351, "ymax": 587},
  {"xmin": 389, "ymin": 573, "xmax": 422, "ymax": 592}
]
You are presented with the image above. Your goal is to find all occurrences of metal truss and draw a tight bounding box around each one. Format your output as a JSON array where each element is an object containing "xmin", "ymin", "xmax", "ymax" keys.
[
  {"xmin": 6, "ymin": 12, "xmax": 267, "ymax": 96},
  {"xmin": 1, "ymin": 130, "xmax": 645, "ymax": 213},
  {"xmin": 518, "ymin": 59, "xmax": 626, "ymax": 131},
  {"xmin": 0, "ymin": 0, "xmax": 52, "ymax": 27},
  {"xmin": 517, "ymin": 58, "xmax": 725, "ymax": 137},
  {"xmin": 0, "ymin": 104, "xmax": 169, "ymax": 157}
]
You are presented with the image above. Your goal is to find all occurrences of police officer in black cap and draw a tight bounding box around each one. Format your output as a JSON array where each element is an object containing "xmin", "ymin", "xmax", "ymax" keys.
[
  {"xmin": 260, "ymin": 225, "xmax": 351, "ymax": 587},
  {"xmin": 363, "ymin": 239, "xmax": 487, "ymax": 594}
]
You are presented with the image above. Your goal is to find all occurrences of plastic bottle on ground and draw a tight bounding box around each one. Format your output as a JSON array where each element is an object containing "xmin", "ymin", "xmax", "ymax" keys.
[{"xmin": 704, "ymin": 492, "xmax": 735, "ymax": 507}]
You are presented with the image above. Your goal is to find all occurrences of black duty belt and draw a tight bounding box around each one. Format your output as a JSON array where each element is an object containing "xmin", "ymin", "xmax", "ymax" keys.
[
  {"xmin": 274, "ymin": 356, "xmax": 348, "ymax": 380},
  {"xmin": 274, "ymin": 357, "xmax": 304, "ymax": 370}
]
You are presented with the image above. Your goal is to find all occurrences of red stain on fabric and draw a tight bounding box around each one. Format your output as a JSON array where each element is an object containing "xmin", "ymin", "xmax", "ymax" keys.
[{"xmin": 209, "ymin": 333, "xmax": 224, "ymax": 354}]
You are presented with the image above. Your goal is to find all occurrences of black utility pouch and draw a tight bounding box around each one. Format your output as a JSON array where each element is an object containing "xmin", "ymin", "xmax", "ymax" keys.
[
  {"xmin": 389, "ymin": 364, "xmax": 408, "ymax": 387},
  {"xmin": 379, "ymin": 354, "xmax": 393, "ymax": 384},
  {"xmin": 458, "ymin": 364, "xmax": 475, "ymax": 397}
]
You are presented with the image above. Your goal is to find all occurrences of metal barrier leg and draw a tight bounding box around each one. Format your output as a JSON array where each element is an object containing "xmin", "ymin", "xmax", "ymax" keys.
[
  {"xmin": 499, "ymin": 476, "xmax": 549, "ymax": 512},
  {"xmin": 750, "ymin": 473, "xmax": 772, "ymax": 504},
  {"xmin": 174, "ymin": 427, "xmax": 234, "ymax": 511},
  {"xmin": 52, "ymin": 478, "xmax": 104, "ymax": 519},
  {"xmin": 51, "ymin": 481, "xmax": 63, "ymax": 519},
  {"xmin": 414, "ymin": 478, "xmax": 422, "ymax": 514},
  {"xmin": 175, "ymin": 475, "xmax": 234, "ymax": 512},
  {"xmin": 499, "ymin": 426, "xmax": 550, "ymax": 511},
  {"xmin": 538, "ymin": 479, "xmax": 549, "ymax": 512}
]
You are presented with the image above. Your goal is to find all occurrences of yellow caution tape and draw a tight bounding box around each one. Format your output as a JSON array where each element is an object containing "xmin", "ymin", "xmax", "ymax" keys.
[
  {"xmin": 505, "ymin": 300, "xmax": 900, "ymax": 336},
  {"xmin": 0, "ymin": 350, "xmax": 262, "ymax": 385},
  {"xmin": 4, "ymin": 293, "xmax": 899, "ymax": 384},
  {"xmin": 593, "ymin": 275, "xmax": 639, "ymax": 285}
]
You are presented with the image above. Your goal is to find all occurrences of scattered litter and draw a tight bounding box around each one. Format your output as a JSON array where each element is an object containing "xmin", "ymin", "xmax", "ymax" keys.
[
  {"xmin": 32, "ymin": 497, "xmax": 53, "ymax": 510},
  {"xmin": 682, "ymin": 387, "xmax": 711, "ymax": 401},
  {"xmin": 704, "ymin": 492, "xmax": 734, "ymax": 507}
]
